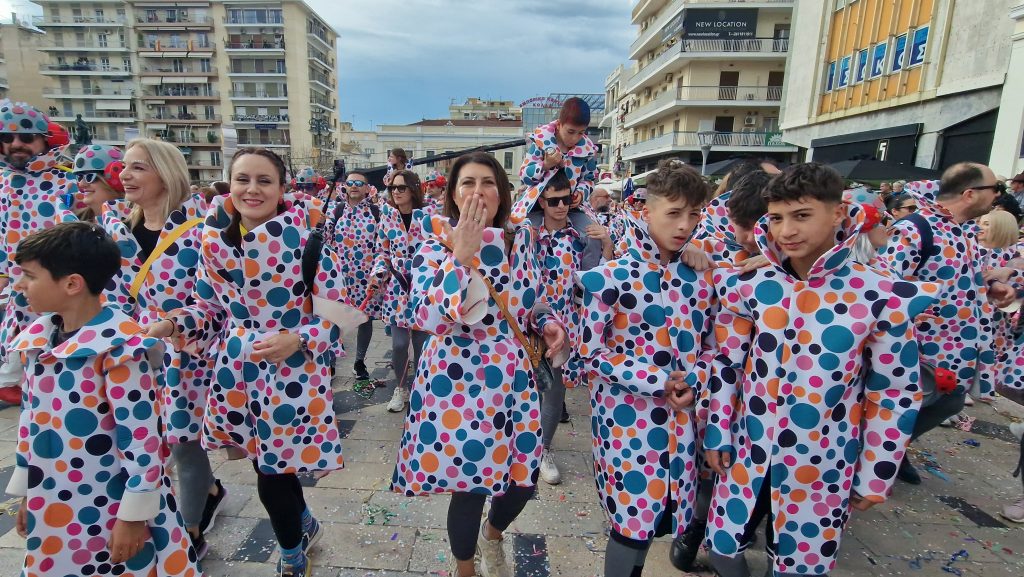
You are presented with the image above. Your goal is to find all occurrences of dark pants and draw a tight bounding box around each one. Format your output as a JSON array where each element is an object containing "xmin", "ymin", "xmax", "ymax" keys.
[
  {"xmin": 447, "ymin": 485, "xmax": 536, "ymax": 561},
  {"xmin": 253, "ymin": 462, "xmax": 307, "ymax": 549}
]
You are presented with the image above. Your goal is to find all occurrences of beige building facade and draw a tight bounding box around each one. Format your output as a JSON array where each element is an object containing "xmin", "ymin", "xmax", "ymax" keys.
[
  {"xmin": 32, "ymin": 0, "xmax": 339, "ymax": 184},
  {"xmin": 779, "ymin": 0, "xmax": 1023, "ymax": 176},
  {"xmin": 0, "ymin": 21, "xmax": 48, "ymax": 104},
  {"xmin": 621, "ymin": 0, "xmax": 799, "ymax": 173}
]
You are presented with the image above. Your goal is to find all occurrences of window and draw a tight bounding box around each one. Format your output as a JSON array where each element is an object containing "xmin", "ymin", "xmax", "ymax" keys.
[
  {"xmin": 122, "ymin": 58, "xmax": 132, "ymax": 73},
  {"xmin": 100, "ymin": 57, "xmax": 110, "ymax": 71},
  {"xmin": 908, "ymin": 26, "xmax": 929, "ymax": 67},
  {"xmin": 854, "ymin": 49, "xmax": 869, "ymax": 84},
  {"xmin": 211, "ymin": 151, "xmax": 222, "ymax": 166},
  {"xmin": 824, "ymin": 61, "xmax": 837, "ymax": 92},
  {"xmin": 891, "ymin": 34, "xmax": 908, "ymax": 73},
  {"xmin": 205, "ymin": 105, "xmax": 215, "ymax": 119},
  {"xmin": 109, "ymin": 126, "xmax": 119, "ymax": 141},
  {"xmin": 94, "ymin": 8, "xmax": 104, "ymax": 21},
  {"xmin": 97, "ymin": 33, "xmax": 107, "ymax": 47},
  {"xmin": 200, "ymin": 58, "xmax": 212, "ymax": 72},
  {"xmin": 869, "ymin": 42, "xmax": 886, "ymax": 79},
  {"xmin": 837, "ymin": 55, "xmax": 851, "ymax": 88},
  {"xmin": 117, "ymin": 8, "xmax": 126, "ymax": 22},
  {"xmin": 504, "ymin": 151, "xmax": 514, "ymax": 170}
]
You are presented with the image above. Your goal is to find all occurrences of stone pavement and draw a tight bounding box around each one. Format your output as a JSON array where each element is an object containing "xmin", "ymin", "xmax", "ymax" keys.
[{"xmin": 0, "ymin": 323, "xmax": 1022, "ymax": 576}]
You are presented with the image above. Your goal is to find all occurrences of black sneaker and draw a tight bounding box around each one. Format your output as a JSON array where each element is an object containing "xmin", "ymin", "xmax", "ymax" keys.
[
  {"xmin": 560, "ymin": 402, "xmax": 570, "ymax": 424},
  {"xmin": 198, "ymin": 479, "xmax": 228, "ymax": 534},
  {"xmin": 670, "ymin": 519, "xmax": 707, "ymax": 571},
  {"xmin": 353, "ymin": 359, "xmax": 369, "ymax": 381},
  {"xmin": 190, "ymin": 531, "xmax": 209, "ymax": 561}
]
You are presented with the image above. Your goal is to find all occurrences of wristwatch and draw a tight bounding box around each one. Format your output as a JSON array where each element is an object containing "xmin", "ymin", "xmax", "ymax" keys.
[{"xmin": 298, "ymin": 334, "xmax": 310, "ymax": 354}]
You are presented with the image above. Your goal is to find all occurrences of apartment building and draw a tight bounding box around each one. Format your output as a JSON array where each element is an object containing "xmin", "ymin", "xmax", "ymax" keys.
[
  {"xmin": 33, "ymin": 0, "xmax": 340, "ymax": 184},
  {"xmin": 621, "ymin": 0, "xmax": 799, "ymax": 173},
  {"xmin": 0, "ymin": 20, "xmax": 48, "ymax": 104},
  {"xmin": 780, "ymin": 0, "xmax": 1024, "ymax": 176}
]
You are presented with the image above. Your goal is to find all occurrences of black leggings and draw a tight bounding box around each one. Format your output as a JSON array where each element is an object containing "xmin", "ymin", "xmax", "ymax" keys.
[
  {"xmin": 740, "ymin": 470, "xmax": 775, "ymax": 555},
  {"xmin": 447, "ymin": 485, "xmax": 536, "ymax": 561},
  {"xmin": 253, "ymin": 462, "xmax": 307, "ymax": 550}
]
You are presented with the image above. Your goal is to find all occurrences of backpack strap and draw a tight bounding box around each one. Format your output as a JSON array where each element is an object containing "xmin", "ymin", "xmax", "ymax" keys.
[{"xmin": 898, "ymin": 212, "xmax": 935, "ymax": 277}]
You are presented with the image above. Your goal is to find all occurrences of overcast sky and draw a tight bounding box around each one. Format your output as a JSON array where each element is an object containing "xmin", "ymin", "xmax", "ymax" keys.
[
  {"xmin": 3, "ymin": 0, "xmax": 635, "ymax": 130},
  {"xmin": 305, "ymin": 0, "xmax": 634, "ymax": 129}
]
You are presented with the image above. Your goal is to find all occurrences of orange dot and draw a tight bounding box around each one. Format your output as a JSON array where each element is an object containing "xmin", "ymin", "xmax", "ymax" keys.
[
  {"xmin": 40, "ymin": 536, "xmax": 63, "ymax": 555},
  {"xmin": 762, "ymin": 306, "xmax": 788, "ymax": 330},
  {"xmin": 162, "ymin": 550, "xmax": 189, "ymax": 574},
  {"xmin": 730, "ymin": 463, "xmax": 750, "ymax": 485},
  {"xmin": 648, "ymin": 479, "xmax": 667, "ymax": 501},
  {"xmin": 421, "ymin": 453, "xmax": 439, "ymax": 473},
  {"xmin": 43, "ymin": 503, "xmax": 74, "ymax": 527},
  {"xmin": 107, "ymin": 365, "xmax": 131, "ymax": 384},
  {"xmin": 795, "ymin": 292, "xmax": 820, "ymax": 313},
  {"xmin": 301, "ymin": 446, "xmax": 319, "ymax": 464}
]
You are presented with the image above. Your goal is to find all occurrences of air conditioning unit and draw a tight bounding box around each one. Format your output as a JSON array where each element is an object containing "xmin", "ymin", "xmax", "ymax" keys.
[{"xmin": 743, "ymin": 115, "xmax": 757, "ymax": 126}]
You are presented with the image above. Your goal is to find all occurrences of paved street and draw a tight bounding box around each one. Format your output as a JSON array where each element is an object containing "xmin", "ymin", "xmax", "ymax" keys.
[{"xmin": 0, "ymin": 323, "xmax": 1022, "ymax": 576}]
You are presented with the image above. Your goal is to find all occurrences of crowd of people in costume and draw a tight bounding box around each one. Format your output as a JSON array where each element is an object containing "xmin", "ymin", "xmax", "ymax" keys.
[{"xmin": 1, "ymin": 94, "xmax": 1023, "ymax": 577}]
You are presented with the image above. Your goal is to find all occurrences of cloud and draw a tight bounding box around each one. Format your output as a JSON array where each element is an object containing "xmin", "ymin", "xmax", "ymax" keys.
[{"xmin": 303, "ymin": 0, "xmax": 633, "ymax": 129}]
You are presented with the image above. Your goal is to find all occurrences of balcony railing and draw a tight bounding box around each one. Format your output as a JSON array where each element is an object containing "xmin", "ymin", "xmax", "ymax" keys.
[
  {"xmin": 43, "ymin": 64, "xmax": 131, "ymax": 73},
  {"xmin": 630, "ymin": 0, "xmax": 683, "ymax": 57},
  {"xmin": 146, "ymin": 114, "xmax": 222, "ymax": 122},
  {"xmin": 144, "ymin": 87, "xmax": 219, "ymax": 98},
  {"xmin": 152, "ymin": 133, "xmax": 221, "ymax": 144},
  {"xmin": 136, "ymin": 15, "xmax": 213, "ymax": 25},
  {"xmin": 43, "ymin": 87, "xmax": 133, "ymax": 97},
  {"xmin": 139, "ymin": 41, "xmax": 214, "ymax": 51},
  {"xmin": 628, "ymin": 38, "xmax": 790, "ymax": 91},
  {"xmin": 230, "ymin": 90, "xmax": 288, "ymax": 99},
  {"xmin": 626, "ymin": 84, "xmax": 783, "ymax": 125},
  {"xmin": 52, "ymin": 111, "xmax": 136, "ymax": 120},
  {"xmin": 229, "ymin": 68, "xmax": 286, "ymax": 75},
  {"xmin": 225, "ymin": 16, "xmax": 284, "ymax": 25},
  {"xmin": 231, "ymin": 114, "xmax": 290, "ymax": 122},
  {"xmin": 141, "ymin": 66, "xmax": 218, "ymax": 75},
  {"xmin": 237, "ymin": 138, "xmax": 290, "ymax": 146},
  {"xmin": 34, "ymin": 15, "xmax": 128, "ymax": 25},
  {"xmin": 225, "ymin": 40, "xmax": 286, "ymax": 50},
  {"xmin": 623, "ymin": 130, "xmax": 791, "ymax": 158},
  {"xmin": 310, "ymin": 97, "xmax": 336, "ymax": 109}
]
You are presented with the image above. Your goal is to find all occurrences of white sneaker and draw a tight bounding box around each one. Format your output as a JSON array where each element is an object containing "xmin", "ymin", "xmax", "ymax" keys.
[
  {"xmin": 476, "ymin": 526, "xmax": 512, "ymax": 577},
  {"xmin": 1010, "ymin": 422, "xmax": 1024, "ymax": 442},
  {"xmin": 387, "ymin": 386, "xmax": 409, "ymax": 413},
  {"xmin": 449, "ymin": 553, "xmax": 479, "ymax": 577},
  {"xmin": 964, "ymin": 394, "xmax": 975, "ymax": 406},
  {"xmin": 539, "ymin": 449, "xmax": 562, "ymax": 485},
  {"xmin": 1001, "ymin": 496, "xmax": 1024, "ymax": 523}
]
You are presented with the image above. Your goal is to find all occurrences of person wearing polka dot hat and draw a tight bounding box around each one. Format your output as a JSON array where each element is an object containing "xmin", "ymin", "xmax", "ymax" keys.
[
  {"xmin": 514, "ymin": 97, "xmax": 598, "ymax": 225},
  {"xmin": 0, "ymin": 100, "xmax": 79, "ymax": 408},
  {"xmin": 72, "ymin": 144, "xmax": 126, "ymax": 222},
  {"xmin": 293, "ymin": 165, "xmax": 327, "ymax": 200},
  {"xmin": 391, "ymin": 151, "xmax": 568, "ymax": 577},
  {"xmin": 578, "ymin": 160, "xmax": 719, "ymax": 577},
  {"xmin": 423, "ymin": 170, "xmax": 447, "ymax": 215},
  {"xmin": 7, "ymin": 222, "xmax": 201, "ymax": 577},
  {"xmin": 96, "ymin": 139, "xmax": 223, "ymax": 560},
  {"xmin": 704, "ymin": 163, "xmax": 941, "ymax": 577},
  {"xmin": 150, "ymin": 147, "xmax": 361, "ymax": 576}
]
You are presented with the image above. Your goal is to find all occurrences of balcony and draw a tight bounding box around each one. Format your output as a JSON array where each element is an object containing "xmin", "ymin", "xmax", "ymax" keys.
[
  {"xmin": 40, "ymin": 42, "xmax": 129, "ymax": 52},
  {"xmin": 624, "ymin": 85, "xmax": 783, "ymax": 128},
  {"xmin": 231, "ymin": 114, "xmax": 290, "ymax": 123},
  {"xmin": 43, "ymin": 87, "xmax": 134, "ymax": 98},
  {"xmin": 187, "ymin": 164, "xmax": 223, "ymax": 171},
  {"xmin": 51, "ymin": 112, "xmax": 136, "ymax": 123},
  {"xmin": 310, "ymin": 96, "xmax": 336, "ymax": 111},
  {"xmin": 310, "ymin": 73, "xmax": 334, "ymax": 90},
  {"xmin": 140, "ymin": 66, "xmax": 217, "ymax": 76},
  {"xmin": 141, "ymin": 87, "xmax": 219, "ymax": 101},
  {"xmin": 145, "ymin": 114, "xmax": 221, "ymax": 124},
  {"xmin": 308, "ymin": 52, "xmax": 334, "ymax": 70},
  {"xmin": 224, "ymin": 40, "xmax": 286, "ymax": 53},
  {"xmin": 42, "ymin": 64, "xmax": 132, "ymax": 76},
  {"xmin": 630, "ymin": 0, "xmax": 684, "ymax": 60},
  {"xmin": 237, "ymin": 138, "xmax": 290, "ymax": 148},
  {"xmin": 135, "ymin": 15, "xmax": 213, "ymax": 28},
  {"xmin": 33, "ymin": 15, "xmax": 128, "ymax": 26},
  {"xmin": 151, "ymin": 133, "xmax": 221, "ymax": 145},
  {"xmin": 622, "ymin": 131, "xmax": 796, "ymax": 161},
  {"xmin": 631, "ymin": 0, "xmax": 668, "ymax": 24},
  {"xmin": 228, "ymin": 67, "xmax": 286, "ymax": 77},
  {"xmin": 224, "ymin": 16, "xmax": 284, "ymax": 26},
  {"xmin": 626, "ymin": 38, "xmax": 790, "ymax": 94},
  {"xmin": 138, "ymin": 41, "xmax": 215, "ymax": 57},
  {"xmin": 307, "ymin": 30, "xmax": 332, "ymax": 50},
  {"xmin": 230, "ymin": 90, "xmax": 288, "ymax": 100}
]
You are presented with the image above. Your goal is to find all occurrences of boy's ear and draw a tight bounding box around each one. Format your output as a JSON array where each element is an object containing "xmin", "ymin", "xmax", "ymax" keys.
[
  {"xmin": 833, "ymin": 201, "xmax": 846, "ymax": 226},
  {"xmin": 62, "ymin": 273, "xmax": 89, "ymax": 297},
  {"xmin": 641, "ymin": 203, "xmax": 651, "ymax": 223}
]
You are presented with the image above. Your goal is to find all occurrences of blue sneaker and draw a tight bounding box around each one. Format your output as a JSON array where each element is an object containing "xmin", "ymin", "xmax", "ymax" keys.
[
  {"xmin": 302, "ymin": 516, "xmax": 323, "ymax": 554},
  {"xmin": 277, "ymin": 552, "xmax": 311, "ymax": 577}
]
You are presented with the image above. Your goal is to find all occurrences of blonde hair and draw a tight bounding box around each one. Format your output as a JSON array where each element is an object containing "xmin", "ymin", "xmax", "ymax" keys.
[
  {"xmin": 981, "ymin": 210, "xmax": 1020, "ymax": 249},
  {"xmin": 125, "ymin": 138, "xmax": 191, "ymax": 228}
]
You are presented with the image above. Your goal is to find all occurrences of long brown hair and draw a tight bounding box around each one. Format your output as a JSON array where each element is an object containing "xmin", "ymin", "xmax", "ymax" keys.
[
  {"xmin": 443, "ymin": 151, "xmax": 512, "ymax": 228},
  {"xmin": 389, "ymin": 169, "xmax": 424, "ymax": 211},
  {"xmin": 224, "ymin": 147, "xmax": 288, "ymax": 247}
]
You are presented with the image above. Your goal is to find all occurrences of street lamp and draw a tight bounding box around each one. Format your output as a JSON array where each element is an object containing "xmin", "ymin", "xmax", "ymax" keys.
[
  {"xmin": 309, "ymin": 112, "xmax": 331, "ymax": 167},
  {"xmin": 698, "ymin": 130, "xmax": 715, "ymax": 177}
]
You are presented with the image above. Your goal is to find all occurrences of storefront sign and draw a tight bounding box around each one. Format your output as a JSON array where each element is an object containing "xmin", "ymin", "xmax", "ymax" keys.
[
  {"xmin": 838, "ymin": 56, "xmax": 851, "ymax": 88},
  {"xmin": 891, "ymin": 34, "xmax": 908, "ymax": 73},
  {"xmin": 518, "ymin": 96, "xmax": 564, "ymax": 109},
  {"xmin": 683, "ymin": 8, "xmax": 758, "ymax": 39},
  {"xmin": 909, "ymin": 26, "xmax": 928, "ymax": 67},
  {"xmin": 870, "ymin": 42, "xmax": 887, "ymax": 78}
]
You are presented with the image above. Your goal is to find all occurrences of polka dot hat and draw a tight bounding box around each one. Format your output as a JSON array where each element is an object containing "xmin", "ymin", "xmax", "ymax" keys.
[{"xmin": 0, "ymin": 101, "xmax": 50, "ymax": 134}]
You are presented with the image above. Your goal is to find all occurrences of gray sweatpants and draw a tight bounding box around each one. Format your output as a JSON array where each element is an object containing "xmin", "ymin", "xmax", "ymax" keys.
[
  {"xmin": 540, "ymin": 366, "xmax": 566, "ymax": 449},
  {"xmin": 391, "ymin": 326, "xmax": 428, "ymax": 389},
  {"xmin": 170, "ymin": 440, "xmax": 215, "ymax": 529}
]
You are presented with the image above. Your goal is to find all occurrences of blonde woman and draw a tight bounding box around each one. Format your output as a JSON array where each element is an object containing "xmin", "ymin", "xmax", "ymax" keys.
[
  {"xmin": 97, "ymin": 138, "xmax": 223, "ymax": 559},
  {"xmin": 979, "ymin": 210, "xmax": 1021, "ymax": 251}
]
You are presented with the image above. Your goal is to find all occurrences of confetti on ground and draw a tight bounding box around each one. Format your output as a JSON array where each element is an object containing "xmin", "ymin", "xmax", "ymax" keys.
[
  {"xmin": 391, "ymin": 532, "xmax": 398, "ymax": 541},
  {"xmin": 963, "ymin": 439, "xmax": 981, "ymax": 447},
  {"xmin": 364, "ymin": 504, "xmax": 397, "ymax": 525}
]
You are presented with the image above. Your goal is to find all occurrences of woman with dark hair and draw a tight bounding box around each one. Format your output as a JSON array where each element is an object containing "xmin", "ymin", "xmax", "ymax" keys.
[
  {"xmin": 149, "ymin": 147, "xmax": 361, "ymax": 576},
  {"xmin": 373, "ymin": 169, "xmax": 431, "ymax": 413},
  {"xmin": 383, "ymin": 146, "xmax": 412, "ymax": 187},
  {"xmin": 393, "ymin": 151, "xmax": 569, "ymax": 577},
  {"xmin": 515, "ymin": 97, "xmax": 598, "ymax": 223}
]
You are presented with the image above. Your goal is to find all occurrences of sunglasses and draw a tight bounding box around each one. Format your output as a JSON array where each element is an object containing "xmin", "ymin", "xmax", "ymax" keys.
[
  {"xmin": 387, "ymin": 184, "xmax": 412, "ymax": 193},
  {"xmin": 76, "ymin": 172, "xmax": 104, "ymax": 183},
  {"xmin": 899, "ymin": 204, "xmax": 917, "ymax": 212},
  {"xmin": 0, "ymin": 133, "xmax": 44, "ymax": 145},
  {"xmin": 345, "ymin": 179, "xmax": 366, "ymax": 187},
  {"xmin": 541, "ymin": 195, "xmax": 573, "ymax": 206},
  {"xmin": 973, "ymin": 182, "xmax": 1007, "ymax": 194}
]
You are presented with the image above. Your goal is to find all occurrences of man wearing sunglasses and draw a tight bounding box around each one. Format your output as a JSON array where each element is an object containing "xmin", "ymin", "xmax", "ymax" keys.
[
  {"xmin": 327, "ymin": 172, "xmax": 382, "ymax": 381},
  {"xmin": 0, "ymin": 102, "xmax": 79, "ymax": 407},
  {"xmin": 878, "ymin": 162, "xmax": 1013, "ymax": 485}
]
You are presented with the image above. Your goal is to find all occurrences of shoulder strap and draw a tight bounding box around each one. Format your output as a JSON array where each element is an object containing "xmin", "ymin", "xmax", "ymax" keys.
[
  {"xmin": 899, "ymin": 212, "xmax": 935, "ymax": 277},
  {"xmin": 130, "ymin": 217, "xmax": 203, "ymax": 300},
  {"xmin": 433, "ymin": 236, "xmax": 542, "ymax": 369},
  {"xmin": 369, "ymin": 202, "xmax": 381, "ymax": 222}
]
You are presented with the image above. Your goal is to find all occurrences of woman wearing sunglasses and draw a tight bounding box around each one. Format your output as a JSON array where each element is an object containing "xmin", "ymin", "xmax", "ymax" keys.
[
  {"xmin": 97, "ymin": 138, "xmax": 225, "ymax": 559},
  {"xmin": 71, "ymin": 144, "xmax": 126, "ymax": 222},
  {"xmin": 372, "ymin": 169, "xmax": 430, "ymax": 413},
  {"xmin": 393, "ymin": 151, "xmax": 568, "ymax": 577}
]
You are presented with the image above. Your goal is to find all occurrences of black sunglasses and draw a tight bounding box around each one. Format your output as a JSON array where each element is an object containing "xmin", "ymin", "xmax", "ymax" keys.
[
  {"xmin": 541, "ymin": 195, "xmax": 573, "ymax": 206},
  {"xmin": 387, "ymin": 184, "xmax": 412, "ymax": 193},
  {"xmin": 0, "ymin": 133, "xmax": 44, "ymax": 145},
  {"xmin": 345, "ymin": 179, "xmax": 366, "ymax": 187},
  {"xmin": 973, "ymin": 182, "xmax": 1007, "ymax": 194},
  {"xmin": 899, "ymin": 204, "xmax": 917, "ymax": 212}
]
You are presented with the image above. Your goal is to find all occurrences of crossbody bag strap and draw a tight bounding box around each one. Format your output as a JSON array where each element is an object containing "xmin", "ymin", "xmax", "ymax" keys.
[{"xmin": 130, "ymin": 217, "xmax": 204, "ymax": 300}]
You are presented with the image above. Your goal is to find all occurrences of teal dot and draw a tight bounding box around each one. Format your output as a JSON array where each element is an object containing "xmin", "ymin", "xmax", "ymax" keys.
[
  {"xmin": 514, "ymin": 431, "xmax": 537, "ymax": 454},
  {"xmin": 64, "ymin": 408, "xmax": 98, "ymax": 437},
  {"xmin": 480, "ymin": 244, "xmax": 503, "ymax": 266},
  {"xmin": 612, "ymin": 404, "xmax": 636, "ymax": 426},
  {"xmin": 33, "ymin": 430, "xmax": 64, "ymax": 459},
  {"xmin": 822, "ymin": 325, "xmax": 854, "ymax": 354},
  {"xmin": 754, "ymin": 280, "xmax": 783, "ymax": 305},
  {"xmin": 419, "ymin": 422, "xmax": 437, "ymax": 445},
  {"xmin": 464, "ymin": 440, "xmax": 485, "ymax": 461},
  {"xmin": 431, "ymin": 375, "xmax": 453, "ymax": 397},
  {"xmin": 273, "ymin": 404, "xmax": 296, "ymax": 425},
  {"xmin": 623, "ymin": 470, "xmax": 647, "ymax": 494},
  {"xmin": 267, "ymin": 287, "xmax": 290, "ymax": 307},
  {"xmin": 789, "ymin": 403, "xmax": 820, "ymax": 430}
]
